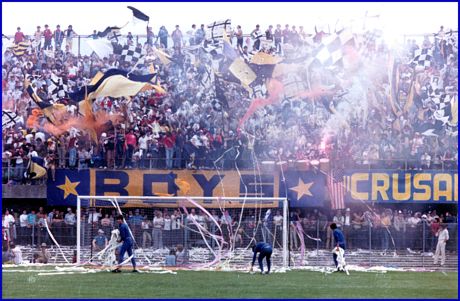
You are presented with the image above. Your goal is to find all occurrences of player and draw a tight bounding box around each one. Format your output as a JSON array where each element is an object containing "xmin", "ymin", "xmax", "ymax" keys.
[
  {"xmin": 250, "ymin": 241, "xmax": 272, "ymax": 274},
  {"xmin": 330, "ymin": 223, "xmax": 347, "ymax": 272},
  {"xmin": 112, "ymin": 215, "xmax": 138, "ymax": 273}
]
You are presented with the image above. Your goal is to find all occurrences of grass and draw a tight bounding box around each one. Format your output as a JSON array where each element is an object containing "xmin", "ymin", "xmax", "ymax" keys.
[{"xmin": 2, "ymin": 266, "xmax": 458, "ymax": 299}]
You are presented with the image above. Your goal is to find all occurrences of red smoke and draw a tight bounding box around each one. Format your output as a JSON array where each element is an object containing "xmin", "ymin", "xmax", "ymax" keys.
[{"xmin": 238, "ymin": 79, "xmax": 284, "ymax": 128}]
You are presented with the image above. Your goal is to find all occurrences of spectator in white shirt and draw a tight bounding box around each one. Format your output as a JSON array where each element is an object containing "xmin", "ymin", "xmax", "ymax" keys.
[
  {"xmin": 152, "ymin": 211, "xmax": 165, "ymax": 250},
  {"xmin": 434, "ymin": 224, "xmax": 449, "ymax": 266},
  {"xmin": 10, "ymin": 243, "xmax": 23, "ymax": 265},
  {"xmin": 19, "ymin": 210, "xmax": 28, "ymax": 245}
]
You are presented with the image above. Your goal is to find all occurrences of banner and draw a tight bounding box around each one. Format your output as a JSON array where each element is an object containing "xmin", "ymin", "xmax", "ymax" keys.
[
  {"xmin": 47, "ymin": 169, "xmax": 326, "ymax": 208},
  {"xmin": 344, "ymin": 170, "xmax": 458, "ymax": 203},
  {"xmin": 46, "ymin": 169, "xmax": 457, "ymax": 207}
]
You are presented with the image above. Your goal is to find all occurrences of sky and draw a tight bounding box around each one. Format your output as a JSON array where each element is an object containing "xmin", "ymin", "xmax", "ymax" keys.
[{"xmin": 2, "ymin": 2, "xmax": 458, "ymax": 43}]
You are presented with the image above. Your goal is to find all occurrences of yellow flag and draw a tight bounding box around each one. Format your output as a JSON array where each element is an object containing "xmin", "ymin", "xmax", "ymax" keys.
[{"xmin": 229, "ymin": 57, "xmax": 257, "ymax": 86}]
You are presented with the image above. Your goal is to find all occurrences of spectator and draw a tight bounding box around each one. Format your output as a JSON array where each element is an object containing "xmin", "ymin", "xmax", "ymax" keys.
[
  {"xmin": 234, "ymin": 25, "xmax": 243, "ymax": 50},
  {"xmin": 64, "ymin": 25, "xmax": 77, "ymax": 50},
  {"xmin": 92, "ymin": 229, "xmax": 108, "ymax": 252},
  {"xmin": 157, "ymin": 26, "xmax": 169, "ymax": 48},
  {"xmin": 171, "ymin": 25, "xmax": 183, "ymax": 51},
  {"xmin": 64, "ymin": 208, "xmax": 76, "ymax": 245},
  {"xmin": 194, "ymin": 24, "xmax": 205, "ymax": 45},
  {"xmin": 10, "ymin": 243, "xmax": 23, "ymax": 264},
  {"xmin": 54, "ymin": 24, "xmax": 64, "ymax": 50},
  {"xmin": 141, "ymin": 216, "xmax": 152, "ymax": 248},
  {"xmin": 250, "ymin": 24, "xmax": 262, "ymax": 50},
  {"xmin": 35, "ymin": 243, "xmax": 51, "ymax": 263},
  {"xmin": 164, "ymin": 248, "xmax": 176, "ymax": 266},
  {"xmin": 14, "ymin": 27, "xmax": 25, "ymax": 44},
  {"xmin": 33, "ymin": 26, "xmax": 42, "ymax": 51},
  {"xmin": 152, "ymin": 211, "xmax": 164, "ymax": 250}
]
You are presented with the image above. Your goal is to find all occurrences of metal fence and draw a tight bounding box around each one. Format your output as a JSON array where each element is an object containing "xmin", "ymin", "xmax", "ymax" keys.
[{"xmin": 6, "ymin": 220, "xmax": 457, "ymax": 254}]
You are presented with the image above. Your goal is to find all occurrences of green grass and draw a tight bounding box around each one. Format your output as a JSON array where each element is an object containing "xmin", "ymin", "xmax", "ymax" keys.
[{"xmin": 2, "ymin": 267, "xmax": 458, "ymax": 299}]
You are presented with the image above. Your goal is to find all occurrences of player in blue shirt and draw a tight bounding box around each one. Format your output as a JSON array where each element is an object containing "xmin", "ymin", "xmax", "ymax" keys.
[
  {"xmin": 250, "ymin": 242, "xmax": 273, "ymax": 274},
  {"xmin": 330, "ymin": 223, "xmax": 346, "ymax": 271},
  {"xmin": 112, "ymin": 215, "xmax": 138, "ymax": 273}
]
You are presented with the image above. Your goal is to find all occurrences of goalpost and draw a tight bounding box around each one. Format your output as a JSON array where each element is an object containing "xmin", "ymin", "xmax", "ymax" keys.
[{"xmin": 76, "ymin": 196, "xmax": 288, "ymax": 270}]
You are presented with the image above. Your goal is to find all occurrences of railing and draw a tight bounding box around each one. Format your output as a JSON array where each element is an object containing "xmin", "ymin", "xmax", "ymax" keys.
[
  {"xmin": 2, "ymin": 156, "xmax": 457, "ymax": 185},
  {"xmin": 2, "ymin": 34, "xmax": 255, "ymax": 57},
  {"xmin": 7, "ymin": 220, "xmax": 458, "ymax": 265}
]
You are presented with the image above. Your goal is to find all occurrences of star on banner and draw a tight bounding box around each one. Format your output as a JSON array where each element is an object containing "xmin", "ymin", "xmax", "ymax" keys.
[
  {"xmin": 57, "ymin": 176, "xmax": 80, "ymax": 199},
  {"xmin": 289, "ymin": 178, "xmax": 313, "ymax": 200}
]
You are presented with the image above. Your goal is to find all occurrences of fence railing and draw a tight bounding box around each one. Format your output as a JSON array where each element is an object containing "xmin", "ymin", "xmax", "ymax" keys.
[
  {"xmin": 6, "ymin": 220, "xmax": 457, "ymax": 264},
  {"xmin": 2, "ymin": 156, "xmax": 457, "ymax": 185}
]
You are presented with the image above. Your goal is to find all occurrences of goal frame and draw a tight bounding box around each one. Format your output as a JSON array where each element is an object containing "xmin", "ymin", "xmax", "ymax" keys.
[{"xmin": 76, "ymin": 195, "xmax": 289, "ymax": 268}]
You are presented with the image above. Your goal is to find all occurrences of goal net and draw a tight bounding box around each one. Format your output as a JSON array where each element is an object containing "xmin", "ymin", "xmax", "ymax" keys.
[{"xmin": 76, "ymin": 196, "xmax": 288, "ymax": 270}]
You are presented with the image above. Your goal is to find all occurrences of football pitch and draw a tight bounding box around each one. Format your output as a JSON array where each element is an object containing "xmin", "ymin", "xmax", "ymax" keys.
[{"xmin": 2, "ymin": 266, "xmax": 458, "ymax": 299}]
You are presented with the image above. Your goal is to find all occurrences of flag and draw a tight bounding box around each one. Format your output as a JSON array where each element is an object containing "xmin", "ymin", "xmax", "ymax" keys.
[
  {"xmin": 220, "ymin": 39, "xmax": 257, "ymax": 88},
  {"xmin": 410, "ymin": 48, "xmax": 433, "ymax": 69},
  {"xmin": 87, "ymin": 39, "xmax": 113, "ymax": 59},
  {"xmin": 327, "ymin": 168, "xmax": 345, "ymax": 210},
  {"xmin": 48, "ymin": 74, "xmax": 68, "ymax": 102},
  {"xmin": 206, "ymin": 19, "xmax": 231, "ymax": 46},
  {"xmin": 26, "ymin": 157, "xmax": 47, "ymax": 180},
  {"xmin": 250, "ymin": 52, "xmax": 283, "ymax": 65},
  {"xmin": 97, "ymin": 26, "xmax": 121, "ymax": 38},
  {"xmin": 200, "ymin": 65, "xmax": 215, "ymax": 89},
  {"xmin": 10, "ymin": 41, "xmax": 31, "ymax": 56},
  {"xmin": 68, "ymin": 69, "xmax": 157, "ymax": 102},
  {"xmin": 280, "ymin": 170, "xmax": 327, "ymax": 207},
  {"xmin": 2, "ymin": 110, "xmax": 23, "ymax": 128},
  {"xmin": 120, "ymin": 45, "xmax": 145, "ymax": 64},
  {"xmin": 107, "ymin": 29, "xmax": 122, "ymax": 44},
  {"xmin": 215, "ymin": 79, "xmax": 229, "ymax": 109},
  {"xmin": 127, "ymin": 6, "xmax": 150, "ymax": 22},
  {"xmin": 47, "ymin": 169, "xmax": 90, "ymax": 205},
  {"xmin": 25, "ymin": 79, "xmax": 66, "ymax": 124},
  {"xmin": 153, "ymin": 48, "xmax": 173, "ymax": 65},
  {"xmin": 311, "ymin": 29, "xmax": 354, "ymax": 67}
]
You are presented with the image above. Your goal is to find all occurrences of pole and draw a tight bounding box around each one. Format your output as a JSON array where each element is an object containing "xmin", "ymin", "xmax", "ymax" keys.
[
  {"xmin": 282, "ymin": 198, "xmax": 288, "ymax": 269},
  {"xmin": 368, "ymin": 223, "xmax": 372, "ymax": 267},
  {"xmin": 76, "ymin": 196, "xmax": 81, "ymax": 264},
  {"xmin": 315, "ymin": 219, "xmax": 320, "ymax": 267},
  {"xmin": 90, "ymin": 210, "xmax": 94, "ymax": 262},
  {"xmin": 422, "ymin": 222, "xmax": 425, "ymax": 268},
  {"xmin": 78, "ymin": 36, "xmax": 81, "ymax": 57}
]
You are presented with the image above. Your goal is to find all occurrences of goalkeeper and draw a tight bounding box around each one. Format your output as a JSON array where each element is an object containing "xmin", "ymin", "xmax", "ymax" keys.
[
  {"xmin": 250, "ymin": 242, "xmax": 272, "ymax": 274},
  {"xmin": 330, "ymin": 223, "xmax": 346, "ymax": 271},
  {"xmin": 112, "ymin": 215, "xmax": 138, "ymax": 273}
]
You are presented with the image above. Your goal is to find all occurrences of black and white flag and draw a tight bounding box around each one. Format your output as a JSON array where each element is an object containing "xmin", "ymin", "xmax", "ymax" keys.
[
  {"xmin": 127, "ymin": 6, "xmax": 150, "ymax": 22},
  {"xmin": 311, "ymin": 28, "xmax": 354, "ymax": 66},
  {"xmin": 48, "ymin": 74, "xmax": 68, "ymax": 102},
  {"xmin": 2, "ymin": 110, "xmax": 23, "ymax": 128},
  {"xmin": 120, "ymin": 45, "xmax": 145, "ymax": 64},
  {"xmin": 411, "ymin": 48, "xmax": 433, "ymax": 69},
  {"xmin": 206, "ymin": 19, "xmax": 231, "ymax": 46}
]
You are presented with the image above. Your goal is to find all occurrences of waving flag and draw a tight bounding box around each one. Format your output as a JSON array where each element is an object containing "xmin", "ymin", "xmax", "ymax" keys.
[
  {"xmin": 311, "ymin": 28, "xmax": 354, "ymax": 67},
  {"xmin": 120, "ymin": 45, "xmax": 145, "ymax": 64},
  {"xmin": 411, "ymin": 48, "xmax": 433, "ymax": 69},
  {"xmin": 48, "ymin": 74, "xmax": 68, "ymax": 102},
  {"xmin": 127, "ymin": 6, "xmax": 150, "ymax": 22},
  {"xmin": 2, "ymin": 110, "xmax": 23, "ymax": 128},
  {"xmin": 206, "ymin": 19, "xmax": 231, "ymax": 46},
  {"xmin": 69, "ymin": 69, "xmax": 158, "ymax": 102}
]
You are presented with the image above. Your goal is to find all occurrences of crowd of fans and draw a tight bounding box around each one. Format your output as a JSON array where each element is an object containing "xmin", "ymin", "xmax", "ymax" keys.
[
  {"xmin": 2, "ymin": 23, "xmax": 458, "ymax": 185},
  {"xmin": 2, "ymin": 205, "xmax": 457, "ymax": 256}
]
